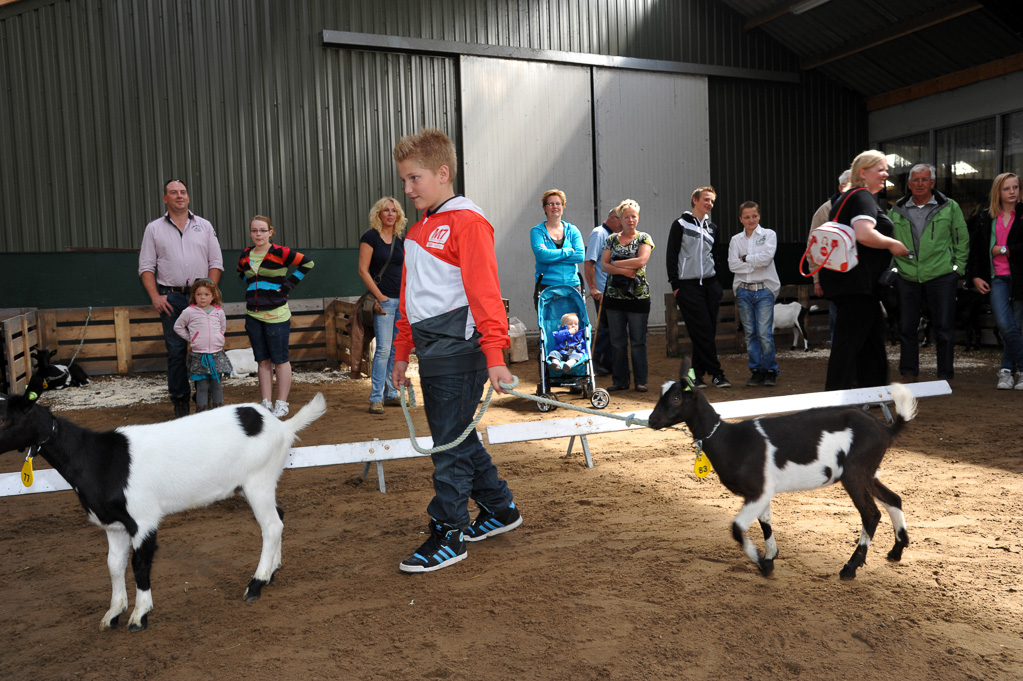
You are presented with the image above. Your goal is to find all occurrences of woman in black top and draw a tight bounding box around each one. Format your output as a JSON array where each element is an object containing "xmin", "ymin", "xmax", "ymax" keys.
[
  {"xmin": 359, "ymin": 197, "xmax": 407, "ymax": 413},
  {"xmin": 820, "ymin": 150, "xmax": 909, "ymax": 391}
]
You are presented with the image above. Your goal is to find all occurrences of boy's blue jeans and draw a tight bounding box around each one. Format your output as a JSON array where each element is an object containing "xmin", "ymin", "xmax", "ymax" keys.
[
  {"xmin": 421, "ymin": 368, "xmax": 514, "ymax": 529},
  {"xmin": 370, "ymin": 297, "xmax": 400, "ymax": 403},
  {"xmin": 736, "ymin": 287, "xmax": 778, "ymax": 374},
  {"xmin": 990, "ymin": 275, "xmax": 1023, "ymax": 372}
]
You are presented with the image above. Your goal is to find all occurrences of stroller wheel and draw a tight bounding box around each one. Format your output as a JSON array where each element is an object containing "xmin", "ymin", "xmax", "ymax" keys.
[
  {"xmin": 537, "ymin": 393, "xmax": 557, "ymax": 413},
  {"xmin": 590, "ymin": 388, "xmax": 610, "ymax": 410}
]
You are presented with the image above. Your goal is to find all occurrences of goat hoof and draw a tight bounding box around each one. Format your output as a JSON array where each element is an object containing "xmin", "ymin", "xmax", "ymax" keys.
[
  {"xmin": 887, "ymin": 546, "xmax": 905, "ymax": 562},
  {"xmin": 128, "ymin": 615, "xmax": 148, "ymax": 633},
  {"xmin": 108, "ymin": 614, "xmax": 120, "ymax": 629},
  {"xmin": 244, "ymin": 578, "xmax": 266, "ymax": 602},
  {"xmin": 758, "ymin": 558, "xmax": 774, "ymax": 576},
  {"xmin": 839, "ymin": 565, "xmax": 858, "ymax": 580}
]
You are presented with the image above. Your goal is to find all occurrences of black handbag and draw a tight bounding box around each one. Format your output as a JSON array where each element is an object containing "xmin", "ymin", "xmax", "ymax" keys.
[{"xmin": 358, "ymin": 235, "xmax": 398, "ymax": 327}]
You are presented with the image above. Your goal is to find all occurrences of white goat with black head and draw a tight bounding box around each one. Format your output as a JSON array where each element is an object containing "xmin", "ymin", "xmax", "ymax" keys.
[
  {"xmin": 0, "ymin": 380, "xmax": 326, "ymax": 632},
  {"xmin": 648, "ymin": 357, "xmax": 916, "ymax": 579}
]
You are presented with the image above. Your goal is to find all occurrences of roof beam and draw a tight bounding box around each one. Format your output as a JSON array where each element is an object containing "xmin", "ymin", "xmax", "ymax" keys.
[
  {"xmin": 802, "ymin": 0, "xmax": 983, "ymax": 70},
  {"xmin": 866, "ymin": 52, "xmax": 1023, "ymax": 110},
  {"xmin": 744, "ymin": 0, "xmax": 815, "ymax": 31}
]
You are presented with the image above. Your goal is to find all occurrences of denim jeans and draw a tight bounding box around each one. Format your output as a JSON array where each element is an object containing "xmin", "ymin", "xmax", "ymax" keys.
[
  {"xmin": 159, "ymin": 291, "xmax": 191, "ymax": 399},
  {"xmin": 989, "ymin": 275, "xmax": 1023, "ymax": 372},
  {"xmin": 245, "ymin": 316, "xmax": 292, "ymax": 365},
  {"xmin": 736, "ymin": 288, "xmax": 778, "ymax": 374},
  {"xmin": 605, "ymin": 307, "xmax": 649, "ymax": 387},
  {"xmin": 895, "ymin": 272, "xmax": 957, "ymax": 379},
  {"xmin": 370, "ymin": 297, "xmax": 400, "ymax": 403},
  {"xmin": 421, "ymin": 368, "xmax": 514, "ymax": 529}
]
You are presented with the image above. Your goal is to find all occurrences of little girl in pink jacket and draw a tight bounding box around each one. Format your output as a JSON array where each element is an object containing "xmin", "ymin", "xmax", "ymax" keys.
[{"xmin": 173, "ymin": 279, "xmax": 233, "ymax": 411}]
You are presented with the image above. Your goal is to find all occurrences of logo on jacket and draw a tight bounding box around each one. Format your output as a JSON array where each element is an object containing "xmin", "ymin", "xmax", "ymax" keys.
[{"xmin": 426, "ymin": 224, "xmax": 451, "ymax": 250}]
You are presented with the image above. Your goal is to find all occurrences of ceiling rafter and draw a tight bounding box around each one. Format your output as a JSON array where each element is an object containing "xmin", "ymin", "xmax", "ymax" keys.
[
  {"xmin": 866, "ymin": 51, "xmax": 1023, "ymax": 110},
  {"xmin": 801, "ymin": 0, "xmax": 983, "ymax": 70}
]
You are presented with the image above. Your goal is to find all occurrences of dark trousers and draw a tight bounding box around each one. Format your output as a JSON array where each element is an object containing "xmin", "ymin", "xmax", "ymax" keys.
[
  {"xmin": 592, "ymin": 301, "xmax": 612, "ymax": 372},
  {"xmin": 826, "ymin": 293, "xmax": 888, "ymax": 391},
  {"xmin": 606, "ymin": 307, "xmax": 650, "ymax": 387},
  {"xmin": 674, "ymin": 279, "xmax": 723, "ymax": 378},
  {"xmin": 421, "ymin": 369, "xmax": 514, "ymax": 530},
  {"xmin": 896, "ymin": 272, "xmax": 957, "ymax": 379},
  {"xmin": 158, "ymin": 291, "xmax": 191, "ymax": 399}
]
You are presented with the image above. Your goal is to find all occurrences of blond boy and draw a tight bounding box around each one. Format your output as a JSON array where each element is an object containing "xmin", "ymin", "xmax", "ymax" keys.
[{"xmin": 391, "ymin": 128, "xmax": 522, "ymax": 573}]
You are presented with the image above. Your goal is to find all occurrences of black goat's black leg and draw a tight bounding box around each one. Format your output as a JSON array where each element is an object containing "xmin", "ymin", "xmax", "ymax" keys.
[
  {"xmin": 871, "ymin": 479, "xmax": 909, "ymax": 562},
  {"xmin": 840, "ymin": 479, "xmax": 881, "ymax": 580}
]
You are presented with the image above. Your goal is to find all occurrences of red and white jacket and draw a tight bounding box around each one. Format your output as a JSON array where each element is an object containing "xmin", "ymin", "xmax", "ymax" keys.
[{"xmin": 394, "ymin": 196, "xmax": 509, "ymax": 377}]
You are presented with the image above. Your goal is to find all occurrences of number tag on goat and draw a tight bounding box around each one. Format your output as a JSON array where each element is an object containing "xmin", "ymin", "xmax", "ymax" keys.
[
  {"xmin": 21, "ymin": 457, "xmax": 34, "ymax": 487},
  {"xmin": 694, "ymin": 452, "xmax": 712, "ymax": 478}
]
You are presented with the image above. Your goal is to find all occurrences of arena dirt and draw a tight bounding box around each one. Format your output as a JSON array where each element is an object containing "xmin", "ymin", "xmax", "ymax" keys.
[{"xmin": 2, "ymin": 335, "xmax": 1022, "ymax": 680}]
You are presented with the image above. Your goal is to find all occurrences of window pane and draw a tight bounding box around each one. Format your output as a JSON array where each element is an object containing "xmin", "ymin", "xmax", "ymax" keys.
[
  {"xmin": 882, "ymin": 133, "xmax": 930, "ymax": 202},
  {"xmin": 936, "ymin": 119, "xmax": 996, "ymax": 219},
  {"xmin": 1004, "ymin": 111, "xmax": 1023, "ymax": 175}
]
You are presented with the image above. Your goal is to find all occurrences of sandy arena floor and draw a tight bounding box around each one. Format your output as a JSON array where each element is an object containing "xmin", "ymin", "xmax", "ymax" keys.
[{"xmin": 2, "ymin": 335, "xmax": 1021, "ymax": 681}]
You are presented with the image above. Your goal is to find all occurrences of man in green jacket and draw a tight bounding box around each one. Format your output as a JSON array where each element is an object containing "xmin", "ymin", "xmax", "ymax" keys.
[{"xmin": 888, "ymin": 163, "xmax": 969, "ymax": 381}]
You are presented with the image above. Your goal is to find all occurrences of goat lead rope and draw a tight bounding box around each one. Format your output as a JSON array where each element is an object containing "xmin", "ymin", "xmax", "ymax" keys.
[
  {"xmin": 397, "ymin": 375, "xmax": 688, "ymax": 455},
  {"xmin": 66, "ymin": 306, "xmax": 93, "ymax": 368}
]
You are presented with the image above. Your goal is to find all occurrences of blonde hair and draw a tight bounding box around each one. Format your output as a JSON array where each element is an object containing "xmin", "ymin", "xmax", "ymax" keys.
[
  {"xmin": 989, "ymin": 172, "xmax": 1021, "ymax": 217},
  {"xmin": 691, "ymin": 186, "xmax": 716, "ymax": 206},
  {"xmin": 392, "ymin": 127, "xmax": 457, "ymax": 180},
  {"xmin": 844, "ymin": 150, "xmax": 886, "ymax": 191},
  {"xmin": 368, "ymin": 197, "xmax": 408, "ymax": 237},
  {"xmin": 615, "ymin": 199, "xmax": 641, "ymax": 217},
  {"xmin": 541, "ymin": 189, "xmax": 567, "ymax": 211},
  {"xmin": 189, "ymin": 278, "xmax": 223, "ymax": 307},
  {"xmin": 560, "ymin": 312, "xmax": 579, "ymax": 327}
]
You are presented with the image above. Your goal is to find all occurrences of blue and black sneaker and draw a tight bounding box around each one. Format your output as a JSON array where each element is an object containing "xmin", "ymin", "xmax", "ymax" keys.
[
  {"xmin": 465, "ymin": 502, "xmax": 523, "ymax": 542},
  {"xmin": 399, "ymin": 520, "xmax": 467, "ymax": 573}
]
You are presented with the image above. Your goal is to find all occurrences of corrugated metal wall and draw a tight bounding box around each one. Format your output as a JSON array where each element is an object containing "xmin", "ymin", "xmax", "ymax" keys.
[
  {"xmin": 708, "ymin": 73, "xmax": 867, "ymax": 247},
  {"xmin": 1, "ymin": 0, "xmax": 861, "ymax": 280}
]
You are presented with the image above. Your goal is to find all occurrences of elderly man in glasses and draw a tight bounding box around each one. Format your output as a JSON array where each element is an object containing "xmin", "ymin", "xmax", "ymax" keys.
[
  {"xmin": 139, "ymin": 179, "xmax": 224, "ymax": 417},
  {"xmin": 887, "ymin": 163, "xmax": 969, "ymax": 382}
]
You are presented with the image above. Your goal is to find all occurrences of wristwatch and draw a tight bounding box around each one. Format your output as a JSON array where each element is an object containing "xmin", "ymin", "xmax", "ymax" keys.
[{"xmin": 1000, "ymin": 246, "xmax": 1008, "ymax": 255}]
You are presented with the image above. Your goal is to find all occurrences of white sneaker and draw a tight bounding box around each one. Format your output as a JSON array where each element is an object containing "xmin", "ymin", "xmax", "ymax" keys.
[
  {"xmin": 996, "ymin": 369, "xmax": 1014, "ymax": 390},
  {"xmin": 1015, "ymin": 372, "xmax": 1023, "ymax": 391},
  {"xmin": 261, "ymin": 398, "xmax": 273, "ymax": 410},
  {"xmin": 272, "ymin": 400, "xmax": 290, "ymax": 418}
]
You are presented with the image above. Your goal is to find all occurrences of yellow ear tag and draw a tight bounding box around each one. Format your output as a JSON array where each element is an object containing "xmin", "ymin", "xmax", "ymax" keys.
[
  {"xmin": 21, "ymin": 457, "xmax": 34, "ymax": 488},
  {"xmin": 694, "ymin": 451, "xmax": 712, "ymax": 478}
]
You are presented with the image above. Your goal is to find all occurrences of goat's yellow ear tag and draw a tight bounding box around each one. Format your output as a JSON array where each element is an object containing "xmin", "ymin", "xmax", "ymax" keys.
[
  {"xmin": 694, "ymin": 452, "xmax": 712, "ymax": 478},
  {"xmin": 21, "ymin": 457, "xmax": 34, "ymax": 487}
]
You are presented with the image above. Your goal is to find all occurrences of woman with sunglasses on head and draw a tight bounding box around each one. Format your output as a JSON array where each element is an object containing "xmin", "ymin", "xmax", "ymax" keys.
[
  {"xmin": 237, "ymin": 215, "xmax": 315, "ymax": 417},
  {"xmin": 530, "ymin": 188, "xmax": 585, "ymax": 309}
]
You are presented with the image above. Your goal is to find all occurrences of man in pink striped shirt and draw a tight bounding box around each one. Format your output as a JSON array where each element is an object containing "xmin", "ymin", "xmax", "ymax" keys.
[{"xmin": 138, "ymin": 180, "xmax": 224, "ymax": 417}]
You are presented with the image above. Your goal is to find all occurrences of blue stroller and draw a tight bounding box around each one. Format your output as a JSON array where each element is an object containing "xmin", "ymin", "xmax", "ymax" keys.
[{"xmin": 535, "ymin": 285, "xmax": 610, "ymax": 412}]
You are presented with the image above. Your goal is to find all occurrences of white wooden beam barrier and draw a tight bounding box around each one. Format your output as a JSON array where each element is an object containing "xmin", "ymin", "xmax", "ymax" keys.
[
  {"xmin": 0, "ymin": 383, "xmax": 949, "ymax": 498},
  {"xmin": 486, "ymin": 381, "xmax": 951, "ymax": 446}
]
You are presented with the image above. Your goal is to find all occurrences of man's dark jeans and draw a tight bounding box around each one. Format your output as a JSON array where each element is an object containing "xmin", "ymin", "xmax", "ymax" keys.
[
  {"xmin": 896, "ymin": 272, "xmax": 957, "ymax": 379},
  {"xmin": 421, "ymin": 368, "xmax": 514, "ymax": 529},
  {"xmin": 159, "ymin": 291, "xmax": 191, "ymax": 399}
]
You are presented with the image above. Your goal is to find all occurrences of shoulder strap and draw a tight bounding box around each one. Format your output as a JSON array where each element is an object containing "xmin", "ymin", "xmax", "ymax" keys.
[
  {"xmin": 833, "ymin": 187, "xmax": 867, "ymax": 223},
  {"xmin": 373, "ymin": 234, "xmax": 398, "ymax": 283}
]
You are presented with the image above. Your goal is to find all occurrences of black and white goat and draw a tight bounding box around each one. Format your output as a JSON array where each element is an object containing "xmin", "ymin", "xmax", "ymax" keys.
[
  {"xmin": 0, "ymin": 382, "xmax": 326, "ymax": 631},
  {"xmin": 772, "ymin": 302, "xmax": 815, "ymax": 351},
  {"xmin": 648, "ymin": 357, "xmax": 916, "ymax": 580},
  {"xmin": 32, "ymin": 347, "xmax": 90, "ymax": 390}
]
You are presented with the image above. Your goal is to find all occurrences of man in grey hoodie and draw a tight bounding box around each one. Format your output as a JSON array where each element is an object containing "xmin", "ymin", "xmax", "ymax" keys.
[{"xmin": 666, "ymin": 186, "xmax": 731, "ymax": 388}]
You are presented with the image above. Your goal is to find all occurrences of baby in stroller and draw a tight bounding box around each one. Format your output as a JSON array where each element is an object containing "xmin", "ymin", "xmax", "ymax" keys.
[{"xmin": 546, "ymin": 313, "xmax": 586, "ymax": 371}]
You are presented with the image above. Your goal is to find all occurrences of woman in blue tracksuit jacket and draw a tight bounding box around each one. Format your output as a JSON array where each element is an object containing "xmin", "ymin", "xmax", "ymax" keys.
[{"xmin": 530, "ymin": 188, "xmax": 585, "ymax": 309}]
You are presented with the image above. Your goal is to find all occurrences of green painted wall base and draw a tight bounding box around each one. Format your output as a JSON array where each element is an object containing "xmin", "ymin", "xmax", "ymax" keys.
[{"xmin": 0, "ymin": 250, "xmax": 363, "ymax": 309}]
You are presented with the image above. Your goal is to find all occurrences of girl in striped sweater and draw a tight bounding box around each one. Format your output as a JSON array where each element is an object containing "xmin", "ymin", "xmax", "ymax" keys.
[{"xmin": 237, "ymin": 215, "xmax": 315, "ymax": 418}]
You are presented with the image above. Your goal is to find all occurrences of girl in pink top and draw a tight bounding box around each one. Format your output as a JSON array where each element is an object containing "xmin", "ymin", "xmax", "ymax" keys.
[{"xmin": 173, "ymin": 279, "xmax": 234, "ymax": 410}]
